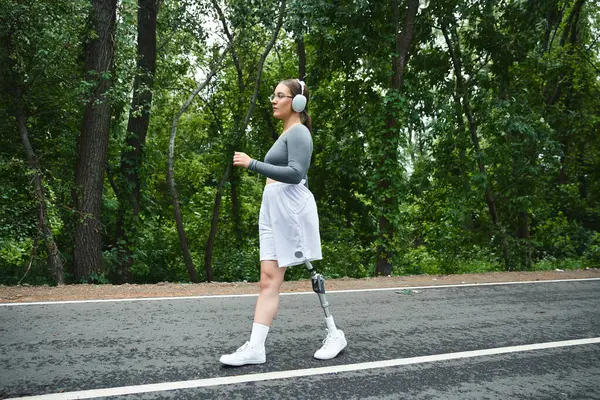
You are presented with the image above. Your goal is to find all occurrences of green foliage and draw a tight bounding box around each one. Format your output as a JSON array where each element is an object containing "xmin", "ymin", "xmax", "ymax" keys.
[
  {"xmin": 533, "ymin": 257, "xmax": 588, "ymax": 271},
  {"xmin": 212, "ymin": 247, "xmax": 262, "ymax": 282},
  {"xmin": 319, "ymin": 228, "xmax": 374, "ymax": 279},
  {"xmin": 532, "ymin": 212, "xmax": 595, "ymax": 260},
  {"xmin": 583, "ymin": 232, "xmax": 600, "ymax": 267},
  {"xmin": 1, "ymin": 0, "xmax": 599, "ymax": 284},
  {"xmin": 0, "ymin": 238, "xmax": 33, "ymax": 279}
]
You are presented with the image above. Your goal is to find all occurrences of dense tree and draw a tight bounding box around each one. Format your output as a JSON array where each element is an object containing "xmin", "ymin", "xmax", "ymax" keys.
[
  {"xmin": 1, "ymin": 0, "xmax": 598, "ymax": 285},
  {"xmin": 0, "ymin": 8, "xmax": 66, "ymax": 284},
  {"xmin": 0, "ymin": 0, "xmax": 87, "ymax": 283},
  {"xmin": 73, "ymin": 0, "xmax": 119, "ymax": 281},
  {"xmin": 375, "ymin": 0, "xmax": 419, "ymax": 276},
  {"xmin": 113, "ymin": 0, "xmax": 159, "ymax": 283}
]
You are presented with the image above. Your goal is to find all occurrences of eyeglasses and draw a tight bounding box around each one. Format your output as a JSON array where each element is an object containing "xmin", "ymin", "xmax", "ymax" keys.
[{"xmin": 269, "ymin": 93, "xmax": 293, "ymax": 102}]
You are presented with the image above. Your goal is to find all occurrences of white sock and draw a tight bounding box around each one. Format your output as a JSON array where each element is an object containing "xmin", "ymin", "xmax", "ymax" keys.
[
  {"xmin": 249, "ymin": 322, "xmax": 270, "ymax": 349},
  {"xmin": 325, "ymin": 316, "xmax": 338, "ymax": 334}
]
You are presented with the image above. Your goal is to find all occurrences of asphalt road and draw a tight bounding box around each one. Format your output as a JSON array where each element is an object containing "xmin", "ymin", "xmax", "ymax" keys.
[{"xmin": 1, "ymin": 279, "xmax": 599, "ymax": 399}]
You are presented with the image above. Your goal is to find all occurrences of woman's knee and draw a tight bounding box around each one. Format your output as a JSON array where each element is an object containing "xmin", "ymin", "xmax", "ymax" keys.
[
  {"xmin": 259, "ymin": 261, "xmax": 284, "ymax": 293},
  {"xmin": 259, "ymin": 275, "xmax": 274, "ymax": 293},
  {"xmin": 259, "ymin": 273, "xmax": 281, "ymax": 293}
]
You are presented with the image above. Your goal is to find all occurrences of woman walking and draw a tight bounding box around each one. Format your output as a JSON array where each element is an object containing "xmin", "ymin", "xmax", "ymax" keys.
[{"xmin": 219, "ymin": 79, "xmax": 347, "ymax": 366}]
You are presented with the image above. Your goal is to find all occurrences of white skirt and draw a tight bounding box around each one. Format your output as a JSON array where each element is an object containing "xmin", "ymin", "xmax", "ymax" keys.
[{"xmin": 258, "ymin": 180, "xmax": 322, "ymax": 267}]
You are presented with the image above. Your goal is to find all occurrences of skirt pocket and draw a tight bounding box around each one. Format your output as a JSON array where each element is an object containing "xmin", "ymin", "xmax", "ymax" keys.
[{"xmin": 282, "ymin": 184, "xmax": 312, "ymax": 214}]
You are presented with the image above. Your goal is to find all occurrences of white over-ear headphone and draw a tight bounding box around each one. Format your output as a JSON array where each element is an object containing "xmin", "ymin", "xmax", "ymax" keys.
[{"xmin": 291, "ymin": 80, "xmax": 307, "ymax": 113}]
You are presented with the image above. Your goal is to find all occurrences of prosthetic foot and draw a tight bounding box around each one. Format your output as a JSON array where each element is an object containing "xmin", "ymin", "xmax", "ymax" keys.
[{"xmin": 304, "ymin": 259, "xmax": 347, "ymax": 359}]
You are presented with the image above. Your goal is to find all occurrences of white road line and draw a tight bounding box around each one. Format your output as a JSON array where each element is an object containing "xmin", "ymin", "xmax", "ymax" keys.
[
  {"xmin": 1, "ymin": 277, "xmax": 599, "ymax": 307},
  {"xmin": 8, "ymin": 337, "xmax": 600, "ymax": 400}
]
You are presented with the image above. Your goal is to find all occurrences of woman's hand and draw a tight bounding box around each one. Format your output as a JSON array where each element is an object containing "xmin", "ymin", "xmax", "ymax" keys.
[{"xmin": 233, "ymin": 151, "xmax": 252, "ymax": 169}]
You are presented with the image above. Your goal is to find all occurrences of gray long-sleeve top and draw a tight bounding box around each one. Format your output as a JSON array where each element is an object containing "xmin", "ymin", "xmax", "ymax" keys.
[{"xmin": 248, "ymin": 123, "xmax": 312, "ymax": 186}]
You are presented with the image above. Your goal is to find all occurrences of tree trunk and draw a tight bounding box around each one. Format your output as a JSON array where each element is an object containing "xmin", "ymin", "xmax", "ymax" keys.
[
  {"xmin": 205, "ymin": 163, "xmax": 232, "ymax": 281},
  {"xmin": 74, "ymin": 0, "xmax": 118, "ymax": 281},
  {"xmin": 545, "ymin": 0, "xmax": 584, "ymax": 107},
  {"xmin": 542, "ymin": 0, "xmax": 564, "ymax": 54},
  {"xmin": 577, "ymin": 149, "xmax": 588, "ymax": 199},
  {"xmin": 114, "ymin": 0, "xmax": 158, "ymax": 283},
  {"xmin": 200, "ymin": 0, "xmax": 285, "ymax": 281},
  {"xmin": 517, "ymin": 211, "xmax": 533, "ymax": 269},
  {"xmin": 16, "ymin": 95, "xmax": 65, "ymax": 285},
  {"xmin": 168, "ymin": 166, "xmax": 197, "ymax": 282},
  {"xmin": 3, "ymin": 24, "xmax": 65, "ymax": 285},
  {"xmin": 263, "ymin": 104, "xmax": 279, "ymax": 142},
  {"xmin": 375, "ymin": 0, "xmax": 419, "ymax": 276},
  {"xmin": 548, "ymin": 0, "xmax": 586, "ymax": 185},
  {"xmin": 212, "ymin": 0, "xmax": 283, "ymax": 256},
  {"xmin": 211, "ymin": 0, "xmax": 242, "ymax": 90},
  {"xmin": 167, "ymin": 109, "xmax": 197, "ymax": 283},
  {"xmin": 167, "ymin": 40, "xmax": 234, "ymax": 283},
  {"xmin": 234, "ymin": 0, "xmax": 286, "ymax": 146},
  {"xmin": 212, "ymin": 2, "xmax": 244, "ymax": 256},
  {"xmin": 441, "ymin": 19, "xmax": 511, "ymax": 269}
]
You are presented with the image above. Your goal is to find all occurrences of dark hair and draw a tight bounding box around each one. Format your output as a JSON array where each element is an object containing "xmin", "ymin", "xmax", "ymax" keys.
[{"xmin": 281, "ymin": 78, "xmax": 312, "ymax": 132}]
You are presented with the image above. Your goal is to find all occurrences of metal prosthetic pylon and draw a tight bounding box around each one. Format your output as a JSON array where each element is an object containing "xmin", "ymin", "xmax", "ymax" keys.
[{"xmin": 304, "ymin": 259, "xmax": 331, "ymax": 318}]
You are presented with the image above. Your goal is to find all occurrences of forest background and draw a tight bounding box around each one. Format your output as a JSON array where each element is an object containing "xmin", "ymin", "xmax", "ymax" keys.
[{"xmin": 0, "ymin": 0, "xmax": 598, "ymax": 286}]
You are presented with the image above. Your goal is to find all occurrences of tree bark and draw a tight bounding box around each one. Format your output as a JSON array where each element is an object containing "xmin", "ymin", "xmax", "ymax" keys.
[
  {"xmin": 375, "ymin": 0, "xmax": 419, "ymax": 277},
  {"xmin": 74, "ymin": 0, "xmax": 118, "ymax": 281},
  {"xmin": 441, "ymin": 19, "xmax": 511, "ymax": 269},
  {"xmin": 114, "ymin": 0, "xmax": 158, "ymax": 283},
  {"xmin": 16, "ymin": 95, "xmax": 65, "ymax": 285}
]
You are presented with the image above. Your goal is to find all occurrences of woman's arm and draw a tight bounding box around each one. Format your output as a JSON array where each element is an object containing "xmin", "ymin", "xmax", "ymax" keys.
[{"xmin": 248, "ymin": 129, "xmax": 312, "ymax": 184}]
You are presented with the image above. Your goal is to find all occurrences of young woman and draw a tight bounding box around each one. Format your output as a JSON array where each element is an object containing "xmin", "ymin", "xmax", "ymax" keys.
[{"xmin": 220, "ymin": 79, "xmax": 347, "ymax": 366}]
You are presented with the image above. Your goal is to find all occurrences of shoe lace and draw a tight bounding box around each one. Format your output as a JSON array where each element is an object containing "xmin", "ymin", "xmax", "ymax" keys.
[
  {"xmin": 321, "ymin": 329, "xmax": 337, "ymax": 349},
  {"xmin": 236, "ymin": 342, "xmax": 252, "ymax": 353}
]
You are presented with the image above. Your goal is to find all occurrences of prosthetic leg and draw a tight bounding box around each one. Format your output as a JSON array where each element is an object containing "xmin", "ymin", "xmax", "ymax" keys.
[
  {"xmin": 304, "ymin": 259, "xmax": 347, "ymax": 359},
  {"xmin": 304, "ymin": 259, "xmax": 331, "ymax": 318}
]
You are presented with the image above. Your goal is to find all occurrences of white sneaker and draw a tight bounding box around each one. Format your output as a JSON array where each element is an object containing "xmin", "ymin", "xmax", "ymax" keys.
[
  {"xmin": 314, "ymin": 329, "xmax": 347, "ymax": 360},
  {"xmin": 219, "ymin": 342, "xmax": 266, "ymax": 366}
]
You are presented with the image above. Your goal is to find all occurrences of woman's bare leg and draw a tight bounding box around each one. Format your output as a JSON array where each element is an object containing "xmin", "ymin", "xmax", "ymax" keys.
[
  {"xmin": 219, "ymin": 260, "xmax": 286, "ymax": 365},
  {"xmin": 254, "ymin": 260, "xmax": 286, "ymax": 326}
]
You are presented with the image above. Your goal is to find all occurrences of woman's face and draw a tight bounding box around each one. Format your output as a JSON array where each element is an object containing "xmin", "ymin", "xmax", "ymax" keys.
[{"xmin": 271, "ymin": 83, "xmax": 293, "ymax": 120}]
